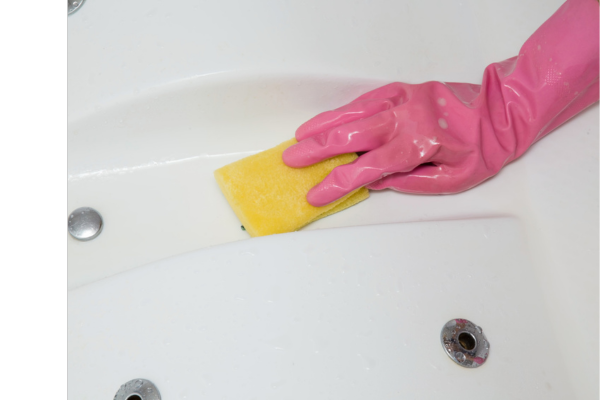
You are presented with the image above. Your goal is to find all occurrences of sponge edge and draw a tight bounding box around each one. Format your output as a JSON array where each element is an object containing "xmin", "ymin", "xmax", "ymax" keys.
[{"xmin": 214, "ymin": 138, "xmax": 369, "ymax": 237}]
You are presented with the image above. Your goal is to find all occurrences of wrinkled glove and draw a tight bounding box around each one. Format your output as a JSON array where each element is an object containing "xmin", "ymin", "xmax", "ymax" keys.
[{"xmin": 283, "ymin": 0, "xmax": 599, "ymax": 207}]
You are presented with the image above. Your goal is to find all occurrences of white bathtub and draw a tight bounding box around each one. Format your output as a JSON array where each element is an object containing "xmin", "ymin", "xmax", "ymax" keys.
[{"xmin": 68, "ymin": 0, "xmax": 598, "ymax": 398}]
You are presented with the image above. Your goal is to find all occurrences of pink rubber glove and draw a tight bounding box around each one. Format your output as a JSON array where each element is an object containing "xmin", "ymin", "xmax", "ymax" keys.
[{"xmin": 283, "ymin": 0, "xmax": 599, "ymax": 207}]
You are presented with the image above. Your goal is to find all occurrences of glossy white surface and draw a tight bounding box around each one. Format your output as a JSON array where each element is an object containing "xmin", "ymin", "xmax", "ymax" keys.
[
  {"xmin": 68, "ymin": 0, "xmax": 598, "ymax": 398},
  {"xmin": 69, "ymin": 218, "xmax": 573, "ymax": 399},
  {"xmin": 67, "ymin": 0, "xmax": 562, "ymax": 119}
]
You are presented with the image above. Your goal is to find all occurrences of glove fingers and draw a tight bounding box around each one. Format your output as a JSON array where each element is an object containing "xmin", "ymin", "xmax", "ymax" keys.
[
  {"xmin": 306, "ymin": 139, "xmax": 428, "ymax": 206},
  {"xmin": 366, "ymin": 164, "xmax": 449, "ymax": 194},
  {"xmin": 366, "ymin": 162, "xmax": 478, "ymax": 194},
  {"xmin": 296, "ymin": 98, "xmax": 394, "ymax": 141},
  {"xmin": 350, "ymin": 82, "xmax": 410, "ymax": 104},
  {"xmin": 283, "ymin": 110, "xmax": 397, "ymax": 168}
]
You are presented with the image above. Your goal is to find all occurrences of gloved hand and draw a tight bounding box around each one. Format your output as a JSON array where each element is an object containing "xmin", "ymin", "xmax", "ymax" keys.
[{"xmin": 283, "ymin": 0, "xmax": 599, "ymax": 207}]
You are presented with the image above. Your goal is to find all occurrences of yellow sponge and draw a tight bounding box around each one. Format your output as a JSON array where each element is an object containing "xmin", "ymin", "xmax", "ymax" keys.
[{"xmin": 214, "ymin": 138, "xmax": 369, "ymax": 237}]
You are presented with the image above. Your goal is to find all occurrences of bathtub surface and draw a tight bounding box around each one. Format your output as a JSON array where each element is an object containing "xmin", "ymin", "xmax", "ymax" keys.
[
  {"xmin": 69, "ymin": 218, "xmax": 574, "ymax": 399},
  {"xmin": 68, "ymin": 0, "xmax": 598, "ymax": 397}
]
